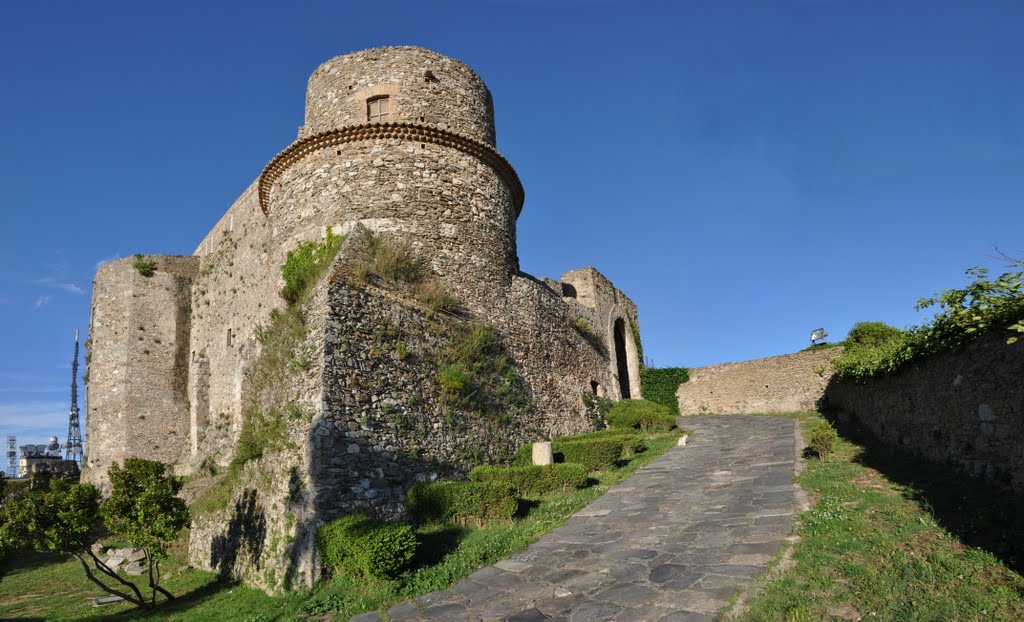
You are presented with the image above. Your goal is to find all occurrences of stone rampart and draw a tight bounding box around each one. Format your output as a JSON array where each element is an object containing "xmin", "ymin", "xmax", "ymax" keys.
[
  {"xmin": 677, "ymin": 347, "xmax": 842, "ymax": 415},
  {"xmin": 827, "ymin": 334, "xmax": 1024, "ymax": 490},
  {"xmin": 84, "ymin": 255, "xmax": 198, "ymax": 487}
]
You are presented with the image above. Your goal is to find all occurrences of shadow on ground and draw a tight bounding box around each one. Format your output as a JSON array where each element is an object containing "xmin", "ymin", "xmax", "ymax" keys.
[
  {"xmin": 75, "ymin": 578, "xmax": 241, "ymax": 621},
  {"xmin": 825, "ymin": 410, "xmax": 1024, "ymax": 575}
]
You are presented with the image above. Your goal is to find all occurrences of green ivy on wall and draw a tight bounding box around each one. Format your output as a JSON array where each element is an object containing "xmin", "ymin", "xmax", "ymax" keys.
[{"xmin": 639, "ymin": 367, "xmax": 689, "ymax": 416}]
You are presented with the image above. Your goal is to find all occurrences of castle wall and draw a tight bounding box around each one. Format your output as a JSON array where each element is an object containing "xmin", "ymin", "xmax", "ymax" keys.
[
  {"xmin": 83, "ymin": 255, "xmax": 198, "ymax": 487},
  {"xmin": 560, "ymin": 267, "xmax": 643, "ymax": 400},
  {"xmin": 676, "ymin": 347, "xmax": 842, "ymax": 415},
  {"xmin": 301, "ymin": 47, "xmax": 496, "ymax": 146},
  {"xmin": 827, "ymin": 334, "xmax": 1024, "ymax": 490},
  {"xmin": 187, "ymin": 182, "xmax": 281, "ymax": 468},
  {"xmin": 187, "ymin": 253, "xmax": 635, "ymax": 591}
]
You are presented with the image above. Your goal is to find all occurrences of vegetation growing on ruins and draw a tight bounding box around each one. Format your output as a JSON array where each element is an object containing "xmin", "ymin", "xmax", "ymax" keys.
[
  {"xmin": 347, "ymin": 230, "xmax": 459, "ymax": 314},
  {"xmin": 727, "ymin": 411, "xmax": 1024, "ymax": 621},
  {"xmin": 833, "ymin": 260, "xmax": 1024, "ymax": 381},
  {"xmin": 132, "ymin": 254, "xmax": 157, "ymax": 277},
  {"xmin": 639, "ymin": 366, "xmax": 690, "ymax": 415},
  {"xmin": 436, "ymin": 321, "xmax": 531, "ymax": 420},
  {"xmin": 280, "ymin": 228, "xmax": 344, "ymax": 305}
]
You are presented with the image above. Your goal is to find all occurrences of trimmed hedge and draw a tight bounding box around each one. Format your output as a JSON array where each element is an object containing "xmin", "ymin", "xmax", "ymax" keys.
[
  {"xmin": 316, "ymin": 514, "xmax": 418, "ymax": 579},
  {"xmin": 556, "ymin": 438, "xmax": 624, "ymax": 471},
  {"xmin": 606, "ymin": 399, "xmax": 677, "ymax": 432},
  {"xmin": 639, "ymin": 367, "xmax": 689, "ymax": 415},
  {"xmin": 512, "ymin": 432, "xmax": 638, "ymax": 470},
  {"xmin": 406, "ymin": 481, "xmax": 518, "ymax": 525},
  {"xmin": 468, "ymin": 463, "xmax": 589, "ymax": 497}
]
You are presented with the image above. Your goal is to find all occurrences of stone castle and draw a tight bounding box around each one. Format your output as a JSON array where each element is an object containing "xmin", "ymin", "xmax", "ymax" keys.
[{"xmin": 83, "ymin": 46, "xmax": 642, "ymax": 588}]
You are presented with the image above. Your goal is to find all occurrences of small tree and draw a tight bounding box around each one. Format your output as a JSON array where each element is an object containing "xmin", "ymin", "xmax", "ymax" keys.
[
  {"xmin": 102, "ymin": 458, "xmax": 190, "ymax": 606},
  {"xmin": 0, "ymin": 480, "xmax": 150, "ymax": 607}
]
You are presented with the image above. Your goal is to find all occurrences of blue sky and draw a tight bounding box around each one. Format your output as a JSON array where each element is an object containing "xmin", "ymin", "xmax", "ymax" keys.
[{"xmin": 1, "ymin": 0, "xmax": 1021, "ymax": 450}]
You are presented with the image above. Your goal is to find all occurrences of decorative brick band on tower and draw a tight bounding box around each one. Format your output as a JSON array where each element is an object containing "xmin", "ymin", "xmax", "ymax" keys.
[{"xmin": 258, "ymin": 121, "xmax": 524, "ymax": 215}]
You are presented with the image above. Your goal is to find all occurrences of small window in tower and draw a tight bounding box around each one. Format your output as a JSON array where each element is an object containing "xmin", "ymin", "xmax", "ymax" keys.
[
  {"xmin": 367, "ymin": 96, "xmax": 391, "ymax": 123},
  {"xmin": 226, "ymin": 329, "xmax": 233, "ymax": 347}
]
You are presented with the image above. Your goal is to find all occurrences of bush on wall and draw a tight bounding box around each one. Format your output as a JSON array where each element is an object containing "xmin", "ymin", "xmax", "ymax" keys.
[{"xmin": 833, "ymin": 260, "xmax": 1024, "ymax": 382}]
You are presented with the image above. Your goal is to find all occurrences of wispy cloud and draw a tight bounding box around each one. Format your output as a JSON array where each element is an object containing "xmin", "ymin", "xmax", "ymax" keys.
[
  {"xmin": 33, "ymin": 295, "xmax": 52, "ymax": 309},
  {"xmin": 38, "ymin": 277, "xmax": 84, "ymax": 295}
]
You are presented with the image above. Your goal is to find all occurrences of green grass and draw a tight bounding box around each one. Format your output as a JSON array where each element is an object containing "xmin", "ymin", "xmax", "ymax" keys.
[
  {"xmin": 0, "ymin": 430, "xmax": 684, "ymax": 621},
  {"xmin": 728, "ymin": 411, "xmax": 1024, "ymax": 622}
]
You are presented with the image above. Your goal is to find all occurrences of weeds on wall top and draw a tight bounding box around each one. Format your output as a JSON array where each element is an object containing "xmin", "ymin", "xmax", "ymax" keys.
[
  {"xmin": 833, "ymin": 258, "xmax": 1024, "ymax": 382},
  {"xmin": 132, "ymin": 254, "xmax": 157, "ymax": 277}
]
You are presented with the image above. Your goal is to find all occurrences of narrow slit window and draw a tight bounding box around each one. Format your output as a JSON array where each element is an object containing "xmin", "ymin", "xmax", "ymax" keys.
[
  {"xmin": 367, "ymin": 96, "xmax": 391, "ymax": 123},
  {"xmin": 226, "ymin": 329, "xmax": 233, "ymax": 347}
]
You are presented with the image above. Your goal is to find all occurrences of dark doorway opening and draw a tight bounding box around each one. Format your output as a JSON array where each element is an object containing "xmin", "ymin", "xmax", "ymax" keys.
[{"xmin": 613, "ymin": 318, "xmax": 631, "ymax": 399}]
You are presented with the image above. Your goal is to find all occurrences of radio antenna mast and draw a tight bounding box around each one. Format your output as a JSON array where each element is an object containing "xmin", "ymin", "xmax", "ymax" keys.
[{"xmin": 64, "ymin": 330, "xmax": 83, "ymax": 466}]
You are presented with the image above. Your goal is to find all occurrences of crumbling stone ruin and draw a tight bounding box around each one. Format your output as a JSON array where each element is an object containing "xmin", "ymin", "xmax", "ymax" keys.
[{"xmin": 83, "ymin": 46, "xmax": 642, "ymax": 590}]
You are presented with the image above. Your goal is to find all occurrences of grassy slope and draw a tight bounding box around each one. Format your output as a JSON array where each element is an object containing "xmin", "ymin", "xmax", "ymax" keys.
[
  {"xmin": 0, "ymin": 431, "xmax": 683, "ymax": 621},
  {"xmin": 730, "ymin": 411, "xmax": 1024, "ymax": 622}
]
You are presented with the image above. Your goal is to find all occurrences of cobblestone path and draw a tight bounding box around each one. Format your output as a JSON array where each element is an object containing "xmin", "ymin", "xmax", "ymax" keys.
[{"xmin": 353, "ymin": 415, "xmax": 798, "ymax": 622}]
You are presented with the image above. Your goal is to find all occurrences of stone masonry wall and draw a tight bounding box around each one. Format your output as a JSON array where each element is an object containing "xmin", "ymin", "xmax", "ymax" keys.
[
  {"xmin": 187, "ymin": 246, "xmax": 636, "ymax": 591},
  {"xmin": 84, "ymin": 255, "xmax": 198, "ymax": 487},
  {"xmin": 267, "ymin": 138, "xmax": 518, "ymax": 307},
  {"xmin": 302, "ymin": 47, "xmax": 496, "ymax": 146},
  {"xmin": 561, "ymin": 267, "xmax": 643, "ymax": 400},
  {"xmin": 827, "ymin": 334, "xmax": 1024, "ymax": 490},
  {"xmin": 677, "ymin": 347, "xmax": 843, "ymax": 415}
]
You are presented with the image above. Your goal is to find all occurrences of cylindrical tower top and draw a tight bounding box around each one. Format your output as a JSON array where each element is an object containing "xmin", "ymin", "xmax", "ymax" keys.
[{"xmin": 302, "ymin": 46, "xmax": 496, "ymax": 146}]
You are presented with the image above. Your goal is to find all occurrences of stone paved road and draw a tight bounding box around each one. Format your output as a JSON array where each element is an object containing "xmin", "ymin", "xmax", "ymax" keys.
[{"xmin": 352, "ymin": 415, "xmax": 798, "ymax": 622}]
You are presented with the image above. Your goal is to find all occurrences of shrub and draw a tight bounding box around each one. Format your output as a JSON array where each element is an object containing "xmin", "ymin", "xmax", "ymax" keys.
[
  {"xmin": 406, "ymin": 481, "xmax": 518, "ymax": 526},
  {"xmin": 808, "ymin": 422, "xmax": 839, "ymax": 460},
  {"xmin": 468, "ymin": 463, "xmax": 588, "ymax": 497},
  {"xmin": 606, "ymin": 399, "xmax": 677, "ymax": 432},
  {"xmin": 638, "ymin": 367, "xmax": 689, "ymax": 415},
  {"xmin": 280, "ymin": 228, "xmax": 343, "ymax": 305},
  {"xmin": 556, "ymin": 438, "xmax": 624, "ymax": 471},
  {"xmin": 132, "ymin": 254, "xmax": 157, "ymax": 277},
  {"xmin": 316, "ymin": 514, "xmax": 417, "ymax": 579}
]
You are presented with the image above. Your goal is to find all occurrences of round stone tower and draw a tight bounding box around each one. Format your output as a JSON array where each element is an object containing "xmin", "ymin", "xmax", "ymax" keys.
[{"xmin": 259, "ymin": 46, "xmax": 523, "ymax": 303}]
